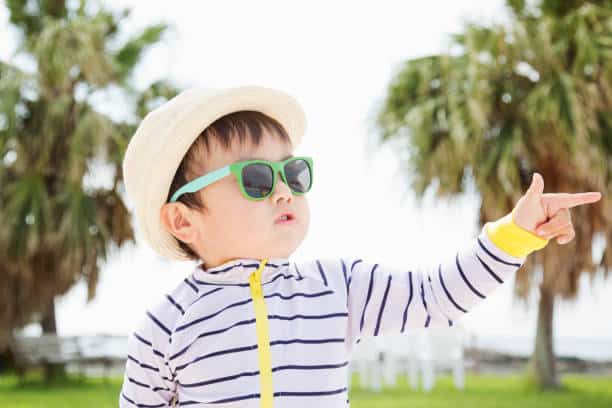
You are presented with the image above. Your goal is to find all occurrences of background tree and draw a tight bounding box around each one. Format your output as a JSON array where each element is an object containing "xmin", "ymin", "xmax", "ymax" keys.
[
  {"xmin": 374, "ymin": 0, "xmax": 611, "ymax": 390},
  {"xmin": 0, "ymin": 0, "xmax": 179, "ymax": 380}
]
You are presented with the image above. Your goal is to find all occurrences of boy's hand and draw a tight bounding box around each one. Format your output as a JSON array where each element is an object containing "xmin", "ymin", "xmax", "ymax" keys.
[{"xmin": 512, "ymin": 173, "xmax": 602, "ymax": 245}]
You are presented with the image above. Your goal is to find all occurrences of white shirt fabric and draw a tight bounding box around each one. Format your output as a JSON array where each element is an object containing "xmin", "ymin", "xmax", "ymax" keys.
[{"xmin": 119, "ymin": 224, "xmax": 526, "ymax": 407}]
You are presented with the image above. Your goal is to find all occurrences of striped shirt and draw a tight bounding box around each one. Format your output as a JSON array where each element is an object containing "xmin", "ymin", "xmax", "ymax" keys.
[{"xmin": 119, "ymin": 223, "xmax": 531, "ymax": 407}]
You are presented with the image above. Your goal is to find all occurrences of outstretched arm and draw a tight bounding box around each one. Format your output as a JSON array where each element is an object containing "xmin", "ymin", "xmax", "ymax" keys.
[{"xmin": 342, "ymin": 173, "xmax": 601, "ymax": 352}]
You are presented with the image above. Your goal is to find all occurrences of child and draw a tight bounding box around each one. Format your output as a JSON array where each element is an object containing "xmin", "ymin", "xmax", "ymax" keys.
[{"xmin": 119, "ymin": 85, "xmax": 601, "ymax": 407}]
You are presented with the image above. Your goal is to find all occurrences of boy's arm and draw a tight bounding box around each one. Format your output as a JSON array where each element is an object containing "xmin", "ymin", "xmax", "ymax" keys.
[
  {"xmin": 341, "ymin": 209, "xmax": 549, "ymax": 352},
  {"xmin": 119, "ymin": 311, "xmax": 177, "ymax": 407}
]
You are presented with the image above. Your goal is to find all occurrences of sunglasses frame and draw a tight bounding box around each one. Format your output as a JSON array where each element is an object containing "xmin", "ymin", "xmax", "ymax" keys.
[{"xmin": 169, "ymin": 156, "xmax": 314, "ymax": 203}]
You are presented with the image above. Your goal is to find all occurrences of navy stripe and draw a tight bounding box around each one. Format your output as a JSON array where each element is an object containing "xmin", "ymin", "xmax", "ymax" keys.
[
  {"xmin": 340, "ymin": 259, "xmax": 349, "ymax": 300},
  {"xmin": 207, "ymin": 261, "xmax": 289, "ymax": 274},
  {"xmin": 170, "ymin": 318, "xmax": 256, "ymax": 361},
  {"xmin": 477, "ymin": 237, "xmax": 522, "ymax": 267},
  {"xmin": 448, "ymin": 319, "xmax": 453, "ymax": 327},
  {"xmin": 269, "ymin": 312, "xmax": 348, "ymax": 321},
  {"xmin": 179, "ymin": 361, "xmax": 349, "ymax": 388},
  {"xmin": 264, "ymin": 272, "xmax": 299, "ymax": 285},
  {"xmin": 374, "ymin": 275, "xmax": 392, "ymax": 336},
  {"xmin": 359, "ymin": 264, "xmax": 378, "ymax": 333},
  {"xmin": 316, "ymin": 260, "xmax": 329, "ymax": 286},
  {"xmin": 133, "ymin": 333, "xmax": 164, "ymax": 358},
  {"xmin": 348, "ymin": 257, "xmax": 362, "ymax": 294},
  {"xmin": 121, "ymin": 392, "xmax": 166, "ymax": 407},
  {"xmin": 177, "ymin": 289, "xmax": 334, "ymax": 332},
  {"xmin": 165, "ymin": 294, "xmax": 185, "ymax": 315},
  {"xmin": 419, "ymin": 281, "xmax": 431, "ymax": 328},
  {"xmin": 133, "ymin": 332, "xmax": 152, "ymax": 347},
  {"xmin": 146, "ymin": 311, "xmax": 171, "ymax": 336},
  {"xmin": 274, "ymin": 387, "xmax": 347, "ymax": 397},
  {"xmin": 175, "ymin": 298, "xmax": 253, "ymax": 332},
  {"xmin": 475, "ymin": 253, "xmax": 504, "ymax": 283},
  {"xmin": 188, "ymin": 287, "xmax": 224, "ymax": 308},
  {"xmin": 128, "ymin": 376, "xmax": 150, "ymax": 389},
  {"xmin": 200, "ymin": 387, "xmax": 348, "ymax": 404},
  {"xmin": 294, "ymin": 263, "xmax": 303, "ymax": 280},
  {"xmin": 401, "ymin": 271, "xmax": 413, "ymax": 333},
  {"xmin": 270, "ymin": 338, "xmax": 345, "ymax": 346},
  {"xmin": 176, "ymin": 345, "xmax": 259, "ymax": 371},
  {"xmin": 183, "ymin": 277, "xmax": 199, "ymax": 293},
  {"xmin": 170, "ymin": 311, "xmax": 347, "ymax": 362},
  {"xmin": 192, "ymin": 279, "xmax": 249, "ymax": 287},
  {"xmin": 427, "ymin": 274, "xmax": 456, "ymax": 326},
  {"xmin": 192, "ymin": 272, "xmax": 298, "ymax": 288},
  {"xmin": 438, "ymin": 263, "xmax": 468, "ymax": 313},
  {"xmin": 176, "ymin": 338, "xmax": 345, "ymax": 372},
  {"xmin": 455, "ymin": 253, "xmax": 485, "ymax": 299},
  {"xmin": 266, "ymin": 290, "xmax": 334, "ymax": 301},
  {"xmin": 127, "ymin": 355, "xmax": 159, "ymax": 372}
]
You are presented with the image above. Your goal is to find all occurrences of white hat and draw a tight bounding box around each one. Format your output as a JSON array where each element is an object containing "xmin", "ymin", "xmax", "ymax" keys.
[{"xmin": 122, "ymin": 85, "xmax": 307, "ymax": 261}]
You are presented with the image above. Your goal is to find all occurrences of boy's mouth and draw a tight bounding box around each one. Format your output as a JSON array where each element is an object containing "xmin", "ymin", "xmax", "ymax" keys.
[{"xmin": 274, "ymin": 212, "xmax": 295, "ymax": 224}]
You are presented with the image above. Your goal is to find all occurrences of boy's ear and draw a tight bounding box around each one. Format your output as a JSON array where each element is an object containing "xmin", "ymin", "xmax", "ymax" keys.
[{"xmin": 160, "ymin": 202, "xmax": 201, "ymax": 243}]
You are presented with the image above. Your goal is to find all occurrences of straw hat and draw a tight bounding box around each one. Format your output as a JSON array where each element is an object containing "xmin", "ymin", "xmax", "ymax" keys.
[{"xmin": 122, "ymin": 85, "xmax": 307, "ymax": 261}]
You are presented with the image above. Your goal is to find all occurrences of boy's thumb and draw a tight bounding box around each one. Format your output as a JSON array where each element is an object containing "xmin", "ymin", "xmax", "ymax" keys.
[{"xmin": 526, "ymin": 172, "xmax": 544, "ymax": 198}]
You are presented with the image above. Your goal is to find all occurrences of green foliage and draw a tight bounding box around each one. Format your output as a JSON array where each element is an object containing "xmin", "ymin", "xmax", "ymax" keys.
[{"xmin": 0, "ymin": 0, "xmax": 180, "ymax": 338}]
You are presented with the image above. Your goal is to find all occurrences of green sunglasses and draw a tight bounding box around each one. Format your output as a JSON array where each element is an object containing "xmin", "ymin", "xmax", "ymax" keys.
[{"xmin": 169, "ymin": 156, "xmax": 314, "ymax": 202}]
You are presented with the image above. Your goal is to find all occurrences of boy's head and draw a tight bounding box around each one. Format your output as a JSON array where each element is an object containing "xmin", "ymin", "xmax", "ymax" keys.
[
  {"xmin": 121, "ymin": 85, "xmax": 308, "ymax": 264},
  {"xmin": 160, "ymin": 110, "xmax": 310, "ymax": 268}
]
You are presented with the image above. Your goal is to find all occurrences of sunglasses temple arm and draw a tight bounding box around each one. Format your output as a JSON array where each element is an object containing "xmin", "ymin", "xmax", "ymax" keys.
[{"xmin": 170, "ymin": 166, "xmax": 231, "ymax": 202}]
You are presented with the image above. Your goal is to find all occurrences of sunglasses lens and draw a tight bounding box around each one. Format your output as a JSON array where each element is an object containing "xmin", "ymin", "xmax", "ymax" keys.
[
  {"xmin": 242, "ymin": 163, "xmax": 274, "ymax": 198},
  {"xmin": 284, "ymin": 159, "xmax": 312, "ymax": 193}
]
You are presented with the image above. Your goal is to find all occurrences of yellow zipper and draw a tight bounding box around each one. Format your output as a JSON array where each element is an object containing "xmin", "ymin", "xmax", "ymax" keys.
[{"xmin": 249, "ymin": 259, "xmax": 273, "ymax": 407}]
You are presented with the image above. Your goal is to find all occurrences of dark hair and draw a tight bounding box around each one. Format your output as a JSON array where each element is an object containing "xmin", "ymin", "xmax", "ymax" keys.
[{"xmin": 166, "ymin": 110, "xmax": 292, "ymax": 260}]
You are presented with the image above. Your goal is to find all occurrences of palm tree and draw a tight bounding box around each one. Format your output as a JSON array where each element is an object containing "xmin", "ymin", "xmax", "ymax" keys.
[
  {"xmin": 0, "ymin": 0, "xmax": 179, "ymax": 380},
  {"xmin": 374, "ymin": 0, "xmax": 611, "ymax": 390}
]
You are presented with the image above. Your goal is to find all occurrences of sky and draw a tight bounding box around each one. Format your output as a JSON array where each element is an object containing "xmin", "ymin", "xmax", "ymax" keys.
[{"xmin": 2, "ymin": 0, "xmax": 611, "ymax": 356}]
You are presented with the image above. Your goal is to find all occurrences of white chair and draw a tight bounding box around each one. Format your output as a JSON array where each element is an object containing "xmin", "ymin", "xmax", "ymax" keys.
[
  {"xmin": 350, "ymin": 324, "xmax": 467, "ymax": 392},
  {"xmin": 349, "ymin": 336, "xmax": 385, "ymax": 391},
  {"xmin": 378, "ymin": 332, "xmax": 420, "ymax": 389},
  {"xmin": 417, "ymin": 324, "xmax": 467, "ymax": 391}
]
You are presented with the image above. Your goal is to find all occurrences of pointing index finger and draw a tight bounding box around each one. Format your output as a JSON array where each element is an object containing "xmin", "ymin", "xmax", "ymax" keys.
[{"xmin": 546, "ymin": 192, "xmax": 602, "ymax": 213}]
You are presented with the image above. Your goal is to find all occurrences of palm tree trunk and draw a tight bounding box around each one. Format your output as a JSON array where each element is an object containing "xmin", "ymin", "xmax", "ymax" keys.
[
  {"xmin": 529, "ymin": 285, "xmax": 560, "ymax": 389},
  {"xmin": 40, "ymin": 297, "xmax": 66, "ymax": 382}
]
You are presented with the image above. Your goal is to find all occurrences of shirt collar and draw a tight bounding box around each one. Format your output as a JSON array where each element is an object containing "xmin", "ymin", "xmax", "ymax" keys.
[{"xmin": 193, "ymin": 257, "xmax": 291, "ymax": 284}]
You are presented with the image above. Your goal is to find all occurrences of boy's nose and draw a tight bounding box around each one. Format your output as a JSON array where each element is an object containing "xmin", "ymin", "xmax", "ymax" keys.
[{"xmin": 270, "ymin": 170, "xmax": 292, "ymax": 203}]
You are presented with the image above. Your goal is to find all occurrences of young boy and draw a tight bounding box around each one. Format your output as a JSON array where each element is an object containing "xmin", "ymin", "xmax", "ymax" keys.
[{"xmin": 119, "ymin": 85, "xmax": 601, "ymax": 407}]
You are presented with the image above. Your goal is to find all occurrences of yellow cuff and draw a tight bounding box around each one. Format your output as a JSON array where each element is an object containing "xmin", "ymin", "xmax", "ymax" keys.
[{"xmin": 484, "ymin": 208, "xmax": 550, "ymax": 258}]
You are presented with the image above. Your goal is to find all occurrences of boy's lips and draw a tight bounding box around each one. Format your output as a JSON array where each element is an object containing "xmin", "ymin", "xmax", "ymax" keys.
[{"xmin": 274, "ymin": 212, "xmax": 295, "ymax": 224}]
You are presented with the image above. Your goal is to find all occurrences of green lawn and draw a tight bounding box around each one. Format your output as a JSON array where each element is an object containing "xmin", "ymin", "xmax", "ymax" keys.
[{"xmin": 1, "ymin": 372, "xmax": 611, "ymax": 407}]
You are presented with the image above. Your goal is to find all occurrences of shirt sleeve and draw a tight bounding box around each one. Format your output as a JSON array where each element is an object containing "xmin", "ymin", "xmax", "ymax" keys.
[
  {"xmin": 119, "ymin": 310, "xmax": 177, "ymax": 407},
  {"xmin": 338, "ymin": 212, "xmax": 549, "ymax": 353}
]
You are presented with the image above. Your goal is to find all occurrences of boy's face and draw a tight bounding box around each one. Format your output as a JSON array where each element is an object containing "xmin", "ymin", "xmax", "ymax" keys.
[{"xmin": 161, "ymin": 129, "xmax": 310, "ymax": 268}]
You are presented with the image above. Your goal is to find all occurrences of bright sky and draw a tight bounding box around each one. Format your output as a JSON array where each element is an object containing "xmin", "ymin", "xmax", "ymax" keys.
[{"xmin": 2, "ymin": 1, "xmax": 611, "ymax": 351}]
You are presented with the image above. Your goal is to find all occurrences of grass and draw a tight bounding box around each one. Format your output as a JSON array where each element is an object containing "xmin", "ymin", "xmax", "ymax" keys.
[{"xmin": 1, "ymin": 371, "xmax": 611, "ymax": 407}]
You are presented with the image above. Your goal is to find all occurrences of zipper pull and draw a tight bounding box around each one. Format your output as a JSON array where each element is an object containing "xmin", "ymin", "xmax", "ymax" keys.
[
  {"xmin": 250, "ymin": 271, "xmax": 261, "ymax": 297},
  {"xmin": 249, "ymin": 259, "xmax": 268, "ymax": 298}
]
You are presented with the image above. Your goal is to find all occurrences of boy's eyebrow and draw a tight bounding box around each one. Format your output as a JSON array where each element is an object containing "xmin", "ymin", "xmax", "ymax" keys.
[{"xmin": 235, "ymin": 154, "xmax": 293, "ymax": 163}]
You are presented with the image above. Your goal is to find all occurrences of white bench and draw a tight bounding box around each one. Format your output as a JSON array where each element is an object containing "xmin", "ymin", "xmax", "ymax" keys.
[{"xmin": 10, "ymin": 334, "xmax": 123, "ymax": 382}]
